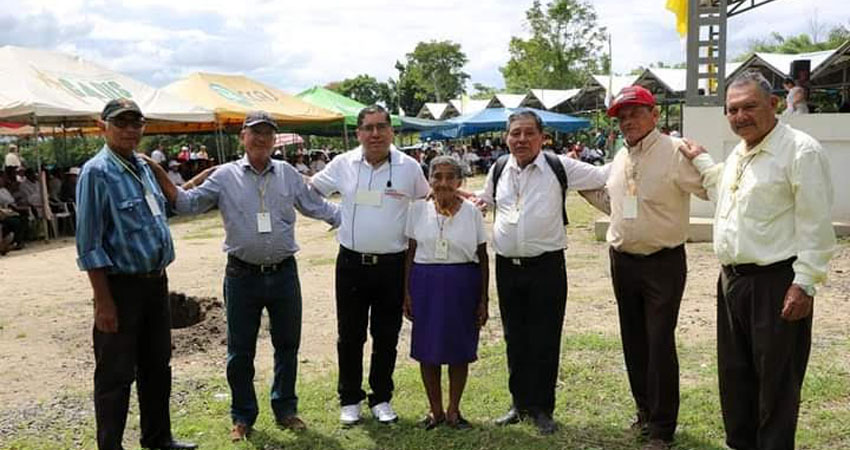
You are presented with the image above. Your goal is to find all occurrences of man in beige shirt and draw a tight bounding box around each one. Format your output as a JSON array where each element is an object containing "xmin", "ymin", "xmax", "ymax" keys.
[
  {"xmin": 680, "ymin": 71, "xmax": 834, "ymax": 450},
  {"xmin": 605, "ymin": 85, "xmax": 707, "ymax": 450}
]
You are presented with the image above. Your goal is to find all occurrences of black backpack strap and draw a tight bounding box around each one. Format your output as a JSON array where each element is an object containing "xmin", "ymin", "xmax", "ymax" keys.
[
  {"xmin": 491, "ymin": 155, "xmax": 509, "ymax": 221},
  {"xmin": 543, "ymin": 152, "xmax": 569, "ymax": 225}
]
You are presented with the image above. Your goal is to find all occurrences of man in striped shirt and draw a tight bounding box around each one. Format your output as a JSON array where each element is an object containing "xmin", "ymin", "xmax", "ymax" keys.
[{"xmin": 76, "ymin": 99, "xmax": 196, "ymax": 450}]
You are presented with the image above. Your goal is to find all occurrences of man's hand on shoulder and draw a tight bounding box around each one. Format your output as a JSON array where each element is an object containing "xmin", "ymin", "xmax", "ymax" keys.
[{"xmin": 679, "ymin": 139, "xmax": 707, "ymax": 161}]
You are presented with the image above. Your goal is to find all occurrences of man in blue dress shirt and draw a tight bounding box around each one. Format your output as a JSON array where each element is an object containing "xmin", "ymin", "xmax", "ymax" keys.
[
  {"xmin": 75, "ymin": 99, "xmax": 196, "ymax": 450},
  {"xmin": 146, "ymin": 111, "xmax": 340, "ymax": 441}
]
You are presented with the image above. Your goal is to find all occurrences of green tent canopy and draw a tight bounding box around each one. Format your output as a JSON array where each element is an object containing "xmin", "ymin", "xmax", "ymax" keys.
[{"xmin": 296, "ymin": 86, "xmax": 401, "ymax": 129}]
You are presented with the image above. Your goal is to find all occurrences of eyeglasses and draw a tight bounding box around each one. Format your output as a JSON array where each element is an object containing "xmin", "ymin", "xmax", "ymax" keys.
[
  {"xmin": 358, "ymin": 122, "xmax": 391, "ymax": 133},
  {"xmin": 108, "ymin": 118, "xmax": 146, "ymax": 130}
]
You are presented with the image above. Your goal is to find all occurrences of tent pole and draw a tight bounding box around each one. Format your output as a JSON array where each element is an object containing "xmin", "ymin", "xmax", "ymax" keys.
[{"xmin": 343, "ymin": 122, "xmax": 349, "ymax": 150}]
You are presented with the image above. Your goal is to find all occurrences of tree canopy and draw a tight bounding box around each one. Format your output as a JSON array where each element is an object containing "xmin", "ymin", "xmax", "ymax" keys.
[
  {"xmin": 736, "ymin": 24, "xmax": 850, "ymax": 60},
  {"xmin": 395, "ymin": 40, "xmax": 470, "ymax": 116},
  {"xmin": 325, "ymin": 74, "xmax": 394, "ymax": 108},
  {"xmin": 500, "ymin": 0, "xmax": 607, "ymax": 93}
]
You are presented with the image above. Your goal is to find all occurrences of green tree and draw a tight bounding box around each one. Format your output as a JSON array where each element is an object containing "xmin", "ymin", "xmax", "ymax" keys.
[
  {"xmin": 470, "ymin": 83, "xmax": 499, "ymax": 100},
  {"xmin": 500, "ymin": 0, "xmax": 607, "ymax": 93},
  {"xmin": 736, "ymin": 23, "xmax": 850, "ymax": 61},
  {"xmin": 325, "ymin": 74, "xmax": 394, "ymax": 107},
  {"xmin": 395, "ymin": 40, "xmax": 469, "ymax": 116}
]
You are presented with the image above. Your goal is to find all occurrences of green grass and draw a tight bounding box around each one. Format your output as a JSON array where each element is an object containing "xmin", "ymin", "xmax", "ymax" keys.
[{"xmin": 6, "ymin": 334, "xmax": 849, "ymax": 449}]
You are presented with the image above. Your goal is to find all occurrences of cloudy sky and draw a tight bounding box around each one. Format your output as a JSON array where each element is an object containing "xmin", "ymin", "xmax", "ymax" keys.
[{"xmin": 1, "ymin": 0, "xmax": 847, "ymax": 94}]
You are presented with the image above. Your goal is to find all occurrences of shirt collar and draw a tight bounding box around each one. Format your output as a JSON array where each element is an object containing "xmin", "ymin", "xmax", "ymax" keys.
[
  {"xmin": 239, "ymin": 155, "xmax": 275, "ymax": 175},
  {"xmin": 103, "ymin": 145, "xmax": 143, "ymax": 172},
  {"xmin": 506, "ymin": 149, "xmax": 546, "ymax": 172},
  {"xmin": 356, "ymin": 145, "xmax": 401, "ymax": 166},
  {"xmin": 740, "ymin": 121, "xmax": 782, "ymax": 156},
  {"xmin": 625, "ymin": 128, "xmax": 661, "ymax": 154}
]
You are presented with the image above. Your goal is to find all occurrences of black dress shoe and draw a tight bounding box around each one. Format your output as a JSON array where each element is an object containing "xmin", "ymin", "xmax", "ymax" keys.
[
  {"xmin": 495, "ymin": 407, "xmax": 522, "ymax": 426},
  {"xmin": 532, "ymin": 412, "xmax": 557, "ymax": 435},
  {"xmin": 150, "ymin": 440, "xmax": 198, "ymax": 450}
]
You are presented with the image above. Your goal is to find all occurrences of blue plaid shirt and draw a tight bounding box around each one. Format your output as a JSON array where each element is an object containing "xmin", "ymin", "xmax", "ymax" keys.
[{"xmin": 75, "ymin": 146, "xmax": 175, "ymax": 274}]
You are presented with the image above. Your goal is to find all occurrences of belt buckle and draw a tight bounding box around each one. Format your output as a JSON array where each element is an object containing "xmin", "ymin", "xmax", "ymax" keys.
[
  {"xmin": 511, "ymin": 258, "xmax": 521, "ymax": 266},
  {"xmin": 259, "ymin": 263, "xmax": 276, "ymax": 274},
  {"xmin": 361, "ymin": 254, "xmax": 378, "ymax": 266}
]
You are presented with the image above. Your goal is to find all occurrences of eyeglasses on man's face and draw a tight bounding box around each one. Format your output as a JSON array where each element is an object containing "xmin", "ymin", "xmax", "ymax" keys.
[
  {"xmin": 358, "ymin": 122, "xmax": 391, "ymax": 134},
  {"xmin": 108, "ymin": 118, "xmax": 146, "ymax": 130}
]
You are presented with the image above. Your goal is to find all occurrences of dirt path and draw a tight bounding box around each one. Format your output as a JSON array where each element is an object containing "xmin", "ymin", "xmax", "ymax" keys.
[{"xmin": 1, "ymin": 198, "xmax": 847, "ymax": 419}]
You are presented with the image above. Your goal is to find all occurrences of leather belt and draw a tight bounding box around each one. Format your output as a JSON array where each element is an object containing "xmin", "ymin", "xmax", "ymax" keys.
[
  {"xmin": 108, "ymin": 269, "xmax": 165, "ymax": 279},
  {"xmin": 339, "ymin": 246, "xmax": 405, "ymax": 266},
  {"xmin": 227, "ymin": 255, "xmax": 292, "ymax": 274},
  {"xmin": 722, "ymin": 257, "xmax": 796, "ymax": 277},
  {"xmin": 497, "ymin": 250, "xmax": 563, "ymax": 267}
]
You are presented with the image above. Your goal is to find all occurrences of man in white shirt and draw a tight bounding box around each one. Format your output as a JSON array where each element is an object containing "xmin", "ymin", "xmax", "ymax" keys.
[
  {"xmin": 4, "ymin": 144, "xmax": 22, "ymax": 170},
  {"xmin": 151, "ymin": 145, "xmax": 167, "ymax": 166},
  {"xmin": 680, "ymin": 71, "xmax": 835, "ymax": 450},
  {"xmin": 475, "ymin": 110, "xmax": 610, "ymax": 434},
  {"xmin": 311, "ymin": 105, "xmax": 430, "ymax": 426}
]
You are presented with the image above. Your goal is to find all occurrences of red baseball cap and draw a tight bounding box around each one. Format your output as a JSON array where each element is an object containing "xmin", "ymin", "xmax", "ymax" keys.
[{"xmin": 607, "ymin": 85, "xmax": 656, "ymax": 117}]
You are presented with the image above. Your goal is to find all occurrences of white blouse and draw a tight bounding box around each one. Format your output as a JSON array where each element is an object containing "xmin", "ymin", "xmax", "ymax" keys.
[{"xmin": 405, "ymin": 199, "xmax": 487, "ymax": 264}]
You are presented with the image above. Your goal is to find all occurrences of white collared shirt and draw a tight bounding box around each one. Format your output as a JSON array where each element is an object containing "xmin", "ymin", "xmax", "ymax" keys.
[
  {"xmin": 405, "ymin": 199, "xmax": 487, "ymax": 264},
  {"xmin": 311, "ymin": 145, "xmax": 430, "ymax": 254},
  {"xmin": 478, "ymin": 151, "xmax": 611, "ymax": 257},
  {"xmin": 692, "ymin": 122, "xmax": 836, "ymax": 287}
]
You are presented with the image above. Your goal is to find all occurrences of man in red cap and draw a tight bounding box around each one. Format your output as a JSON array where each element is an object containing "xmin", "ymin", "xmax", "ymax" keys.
[{"xmin": 604, "ymin": 85, "xmax": 708, "ymax": 450}]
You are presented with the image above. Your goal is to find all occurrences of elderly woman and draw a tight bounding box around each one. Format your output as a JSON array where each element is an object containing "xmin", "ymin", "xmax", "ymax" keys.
[{"xmin": 403, "ymin": 155, "xmax": 489, "ymax": 429}]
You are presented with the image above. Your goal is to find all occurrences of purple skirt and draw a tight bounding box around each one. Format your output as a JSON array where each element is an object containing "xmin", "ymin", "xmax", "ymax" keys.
[{"xmin": 409, "ymin": 262, "xmax": 481, "ymax": 365}]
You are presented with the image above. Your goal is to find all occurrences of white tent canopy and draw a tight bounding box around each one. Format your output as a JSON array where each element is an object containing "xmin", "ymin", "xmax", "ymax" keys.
[
  {"xmin": 523, "ymin": 89, "xmax": 581, "ymax": 110},
  {"xmin": 0, "ymin": 45, "xmax": 214, "ymax": 126}
]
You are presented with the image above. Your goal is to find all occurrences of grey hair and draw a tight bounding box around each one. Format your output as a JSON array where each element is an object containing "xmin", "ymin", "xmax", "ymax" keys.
[
  {"xmin": 729, "ymin": 70, "xmax": 773, "ymax": 98},
  {"xmin": 429, "ymin": 155, "xmax": 464, "ymax": 180},
  {"xmin": 507, "ymin": 109, "xmax": 544, "ymax": 133}
]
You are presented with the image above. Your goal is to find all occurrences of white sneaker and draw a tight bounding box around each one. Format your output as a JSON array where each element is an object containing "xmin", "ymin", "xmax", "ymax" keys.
[
  {"xmin": 340, "ymin": 403, "xmax": 361, "ymax": 425},
  {"xmin": 370, "ymin": 402, "xmax": 398, "ymax": 423}
]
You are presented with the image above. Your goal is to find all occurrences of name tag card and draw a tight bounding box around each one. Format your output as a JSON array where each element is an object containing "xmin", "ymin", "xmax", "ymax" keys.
[
  {"xmin": 145, "ymin": 193, "xmax": 162, "ymax": 217},
  {"xmin": 257, "ymin": 212, "xmax": 272, "ymax": 233},
  {"xmin": 355, "ymin": 189, "xmax": 383, "ymax": 206},
  {"xmin": 435, "ymin": 238, "xmax": 449, "ymax": 260},
  {"xmin": 623, "ymin": 195, "xmax": 638, "ymax": 219}
]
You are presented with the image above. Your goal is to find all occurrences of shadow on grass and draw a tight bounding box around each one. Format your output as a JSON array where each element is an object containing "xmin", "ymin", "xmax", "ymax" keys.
[{"xmin": 244, "ymin": 427, "xmax": 347, "ymax": 450}]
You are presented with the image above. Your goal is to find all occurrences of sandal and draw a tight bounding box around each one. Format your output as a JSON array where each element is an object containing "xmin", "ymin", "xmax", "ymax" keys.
[
  {"xmin": 447, "ymin": 414, "xmax": 471, "ymax": 430},
  {"xmin": 419, "ymin": 413, "xmax": 445, "ymax": 430}
]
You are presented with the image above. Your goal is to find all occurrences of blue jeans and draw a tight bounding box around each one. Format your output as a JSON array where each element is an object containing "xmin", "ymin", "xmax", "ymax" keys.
[{"xmin": 223, "ymin": 257, "xmax": 302, "ymax": 426}]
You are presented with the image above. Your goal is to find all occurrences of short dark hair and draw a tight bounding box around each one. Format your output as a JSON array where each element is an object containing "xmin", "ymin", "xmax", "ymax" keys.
[
  {"xmin": 507, "ymin": 109, "xmax": 543, "ymax": 133},
  {"xmin": 357, "ymin": 105, "xmax": 392, "ymax": 128}
]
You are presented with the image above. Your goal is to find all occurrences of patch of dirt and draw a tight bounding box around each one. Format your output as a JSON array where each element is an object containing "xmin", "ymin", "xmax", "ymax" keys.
[{"xmin": 170, "ymin": 293, "xmax": 226, "ymax": 356}]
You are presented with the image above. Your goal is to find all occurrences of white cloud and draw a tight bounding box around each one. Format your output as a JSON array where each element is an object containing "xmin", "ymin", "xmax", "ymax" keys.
[{"xmin": 0, "ymin": 0, "xmax": 847, "ymax": 94}]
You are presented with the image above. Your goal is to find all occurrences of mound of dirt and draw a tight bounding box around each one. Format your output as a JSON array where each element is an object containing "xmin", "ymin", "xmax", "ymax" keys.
[{"xmin": 170, "ymin": 293, "xmax": 226, "ymax": 356}]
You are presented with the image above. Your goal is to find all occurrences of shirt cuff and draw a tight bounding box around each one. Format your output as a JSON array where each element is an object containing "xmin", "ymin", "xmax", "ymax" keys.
[
  {"xmin": 77, "ymin": 248, "xmax": 114, "ymax": 271},
  {"xmin": 792, "ymin": 272, "xmax": 816, "ymax": 288},
  {"xmin": 692, "ymin": 153, "xmax": 716, "ymax": 174}
]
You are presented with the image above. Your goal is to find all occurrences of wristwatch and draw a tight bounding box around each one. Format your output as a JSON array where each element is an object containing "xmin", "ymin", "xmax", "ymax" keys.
[{"xmin": 798, "ymin": 284, "xmax": 817, "ymax": 297}]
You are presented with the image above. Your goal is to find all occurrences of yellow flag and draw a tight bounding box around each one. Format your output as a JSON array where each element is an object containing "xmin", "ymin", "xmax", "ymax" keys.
[{"xmin": 666, "ymin": 0, "xmax": 688, "ymax": 37}]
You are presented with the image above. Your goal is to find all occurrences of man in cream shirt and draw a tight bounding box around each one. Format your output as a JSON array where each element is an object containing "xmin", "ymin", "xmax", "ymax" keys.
[
  {"xmin": 680, "ymin": 71, "xmax": 835, "ymax": 450},
  {"xmin": 605, "ymin": 85, "xmax": 708, "ymax": 450}
]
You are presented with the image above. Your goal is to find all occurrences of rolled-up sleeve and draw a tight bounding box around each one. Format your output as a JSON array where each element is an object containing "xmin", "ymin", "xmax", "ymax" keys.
[
  {"xmin": 791, "ymin": 146, "xmax": 836, "ymax": 286},
  {"xmin": 309, "ymin": 158, "xmax": 340, "ymax": 197},
  {"xmin": 75, "ymin": 168, "xmax": 113, "ymax": 271},
  {"xmin": 294, "ymin": 174, "xmax": 340, "ymax": 227},
  {"xmin": 174, "ymin": 170, "xmax": 222, "ymax": 215}
]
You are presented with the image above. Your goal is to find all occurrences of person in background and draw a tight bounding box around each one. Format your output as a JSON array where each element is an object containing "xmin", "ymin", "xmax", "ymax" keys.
[
  {"xmin": 403, "ymin": 155, "xmax": 488, "ymax": 430},
  {"xmin": 782, "ymin": 77, "xmax": 808, "ymax": 115},
  {"xmin": 166, "ymin": 161, "xmax": 185, "ymax": 187}
]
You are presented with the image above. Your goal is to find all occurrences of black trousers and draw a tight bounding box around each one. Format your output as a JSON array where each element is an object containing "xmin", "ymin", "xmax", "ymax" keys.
[
  {"xmin": 496, "ymin": 251, "xmax": 567, "ymax": 416},
  {"xmin": 94, "ymin": 273, "xmax": 172, "ymax": 450},
  {"xmin": 610, "ymin": 245, "xmax": 686, "ymax": 441},
  {"xmin": 718, "ymin": 258, "xmax": 811, "ymax": 450},
  {"xmin": 335, "ymin": 246, "xmax": 405, "ymax": 407}
]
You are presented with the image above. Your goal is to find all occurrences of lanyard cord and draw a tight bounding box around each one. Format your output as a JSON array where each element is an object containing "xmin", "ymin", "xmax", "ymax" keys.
[
  {"xmin": 254, "ymin": 170, "xmax": 272, "ymax": 213},
  {"xmin": 108, "ymin": 150, "xmax": 150, "ymax": 193}
]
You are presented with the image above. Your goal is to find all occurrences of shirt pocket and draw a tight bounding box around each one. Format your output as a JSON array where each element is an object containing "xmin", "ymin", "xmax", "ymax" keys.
[
  {"xmin": 272, "ymin": 191, "xmax": 296, "ymax": 225},
  {"xmin": 742, "ymin": 182, "xmax": 791, "ymax": 221},
  {"xmin": 115, "ymin": 197, "xmax": 150, "ymax": 235}
]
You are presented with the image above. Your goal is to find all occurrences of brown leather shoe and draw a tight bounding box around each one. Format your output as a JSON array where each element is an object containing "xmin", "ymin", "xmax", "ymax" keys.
[
  {"xmin": 276, "ymin": 415, "xmax": 307, "ymax": 431},
  {"xmin": 230, "ymin": 422, "xmax": 251, "ymax": 442}
]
